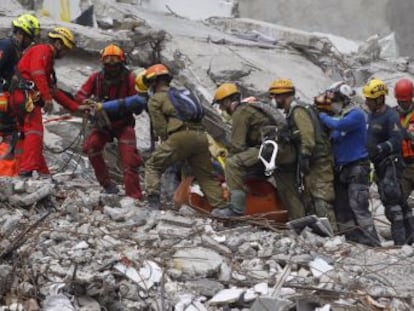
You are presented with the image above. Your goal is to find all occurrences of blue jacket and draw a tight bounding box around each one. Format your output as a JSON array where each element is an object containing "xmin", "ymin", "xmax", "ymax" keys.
[
  {"xmin": 102, "ymin": 94, "xmax": 148, "ymax": 115},
  {"xmin": 367, "ymin": 106, "xmax": 402, "ymax": 160},
  {"xmin": 0, "ymin": 38, "xmax": 19, "ymax": 84},
  {"xmin": 319, "ymin": 107, "xmax": 368, "ymax": 166}
]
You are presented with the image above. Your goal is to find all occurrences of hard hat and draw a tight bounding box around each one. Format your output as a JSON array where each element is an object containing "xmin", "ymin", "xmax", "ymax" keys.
[
  {"xmin": 362, "ymin": 78, "xmax": 388, "ymax": 99},
  {"xmin": 314, "ymin": 93, "xmax": 333, "ymax": 113},
  {"xmin": 12, "ymin": 14, "xmax": 40, "ymax": 39},
  {"xmin": 214, "ymin": 83, "xmax": 240, "ymax": 102},
  {"xmin": 100, "ymin": 44, "xmax": 125, "ymax": 63},
  {"xmin": 144, "ymin": 64, "xmax": 170, "ymax": 82},
  {"xmin": 326, "ymin": 81, "xmax": 355, "ymax": 104},
  {"xmin": 135, "ymin": 70, "xmax": 148, "ymax": 93},
  {"xmin": 268, "ymin": 78, "xmax": 295, "ymax": 95},
  {"xmin": 48, "ymin": 27, "xmax": 76, "ymax": 49},
  {"xmin": 394, "ymin": 78, "xmax": 413, "ymax": 102}
]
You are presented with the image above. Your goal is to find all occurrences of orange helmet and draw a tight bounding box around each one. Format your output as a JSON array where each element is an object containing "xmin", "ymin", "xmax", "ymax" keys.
[
  {"xmin": 394, "ymin": 78, "xmax": 413, "ymax": 102},
  {"xmin": 100, "ymin": 44, "xmax": 125, "ymax": 64},
  {"xmin": 144, "ymin": 64, "xmax": 170, "ymax": 82}
]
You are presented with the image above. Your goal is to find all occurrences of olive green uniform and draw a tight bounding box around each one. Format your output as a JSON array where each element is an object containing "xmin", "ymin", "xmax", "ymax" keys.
[
  {"xmin": 145, "ymin": 86, "xmax": 227, "ymax": 208},
  {"xmin": 226, "ymin": 102, "xmax": 304, "ymax": 218},
  {"xmin": 287, "ymin": 102, "xmax": 336, "ymax": 228}
]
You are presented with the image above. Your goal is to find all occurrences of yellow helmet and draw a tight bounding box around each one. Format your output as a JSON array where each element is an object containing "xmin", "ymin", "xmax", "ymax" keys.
[
  {"xmin": 12, "ymin": 14, "xmax": 40, "ymax": 38},
  {"xmin": 48, "ymin": 27, "xmax": 76, "ymax": 49},
  {"xmin": 363, "ymin": 78, "xmax": 388, "ymax": 99},
  {"xmin": 214, "ymin": 83, "xmax": 240, "ymax": 102},
  {"xmin": 135, "ymin": 70, "xmax": 148, "ymax": 93},
  {"xmin": 268, "ymin": 78, "xmax": 295, "ymax": 95}
]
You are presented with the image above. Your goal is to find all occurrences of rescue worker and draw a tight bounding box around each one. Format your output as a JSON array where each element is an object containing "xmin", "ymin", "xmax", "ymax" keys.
[
  {"xmin": 364, "ymin": 78, "xmax": 407, "ymax": 245},
  {"xmin": 211, "ymin": 83, "xmax": 292, "ymax": 217},
  {"xmin": 271, "ymin": 78, "xmax": 337, "ymax": 230},
  {"xmin": 318, "ymin": 81, "xmax": 381, "ymax": 246},
  {"xmin": 268, "ymin": 80, "xmax": 306, "ymax": 219},
  {"xmin": 75, "ymin": 44, "xmax": 143, "ymax": 199},
  {"xmin": 9, "ymin": 27, "xmax": 87, "ymax": 177},
  {"xmin": 0, "ymin": 14, "xmax": 40, "ymax": 175},
  {"xmin": 91, "ymin": 70, "xmax": 148, "ymax": 114},
  {"xmin": 143, "ymin": 64, "xmax": 229, "ymax": 211},
  {"xmin": 394, "ymin": 78, "xmax": 414, "ymax": 244}
]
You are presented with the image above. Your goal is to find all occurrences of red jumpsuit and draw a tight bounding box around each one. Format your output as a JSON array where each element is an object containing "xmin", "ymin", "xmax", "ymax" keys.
[
  {"xmin": 76, "ymin": 69, "xmax": 143, "ymax": 200},
  {"xmin": 10, "ymin": 44, "xmax": 79, "ymax": 175}
]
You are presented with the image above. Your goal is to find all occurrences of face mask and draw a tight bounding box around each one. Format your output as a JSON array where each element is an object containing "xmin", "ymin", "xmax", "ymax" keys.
[
  {"xmin": 331, "ymin": 102, "xmax": 344, "ymax": 114},
  {"xmin": 147, "ymin": 87, "xmax": 155, "ymax": 98},
  {"xmin": 270, "ymin": 98, "xmax": 277, "ymax": 109}
]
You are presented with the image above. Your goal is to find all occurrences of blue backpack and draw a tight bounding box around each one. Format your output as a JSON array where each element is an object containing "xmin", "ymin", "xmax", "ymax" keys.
[{"xmin": 168, "ymin": 87, "xmax": 204, "ymax": 122}]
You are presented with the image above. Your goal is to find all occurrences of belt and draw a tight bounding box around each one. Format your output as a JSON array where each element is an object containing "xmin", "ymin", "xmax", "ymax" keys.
[{"xmin": 336, "ymin": 157, "xmax": 369, "ymax": 171}]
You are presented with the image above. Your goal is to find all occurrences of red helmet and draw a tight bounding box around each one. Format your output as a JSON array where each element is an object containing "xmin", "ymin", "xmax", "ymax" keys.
[{"xmin": 394, "ymin": 78, "xmax": 413, "ymax": 102}]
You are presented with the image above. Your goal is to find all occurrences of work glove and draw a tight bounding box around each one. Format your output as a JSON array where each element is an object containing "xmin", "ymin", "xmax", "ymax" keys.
[
  {"xmin": 42, "ymin": 99, "xmax": 53, "ymax": 114},
  {"xmin": 89, "ymin": 102, "xmax": 103, "ymax": 112},
  {"xmin": 367, "ymin": 144, "xmax": 384, "ymax": 163},
  {"xmin": 299, "ymin": 153, "xmax": 311, "ymax": 175},
  {"xmin": 77, "ymin": 104, "xmax": 92, "ymax": 112}
]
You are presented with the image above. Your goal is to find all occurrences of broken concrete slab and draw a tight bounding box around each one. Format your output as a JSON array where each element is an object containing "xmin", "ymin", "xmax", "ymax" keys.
[
  {"xmin": 173, "ymin": 247, "xmax": 225, "ymax": 277},
  {"xmin": 250, "ymin": 297, "xmax": 295, "ymax": 311}
]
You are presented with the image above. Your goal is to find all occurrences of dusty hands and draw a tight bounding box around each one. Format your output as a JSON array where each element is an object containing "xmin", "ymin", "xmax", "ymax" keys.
[{"xmin": 42, "ymin": 100, "xmax": 53, "ymax": 114}]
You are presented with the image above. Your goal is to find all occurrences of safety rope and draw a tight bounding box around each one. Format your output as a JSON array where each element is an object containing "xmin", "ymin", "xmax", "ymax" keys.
[{"xmin": 44, "ymin": 114, "xmax": 89, "ymax": 173}]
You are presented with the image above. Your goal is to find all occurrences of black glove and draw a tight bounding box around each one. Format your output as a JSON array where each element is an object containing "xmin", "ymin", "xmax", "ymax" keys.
[
  {"xmin": 299, "ymin": 154, "xmax": 311, "ymax": 175},
  {"xmin": 277, "ymin": 125, "xmax": 291, "ymax": 143},
  {"xmin": 368, "ymin": 144, "xmax": 384, "ymax": 163}
]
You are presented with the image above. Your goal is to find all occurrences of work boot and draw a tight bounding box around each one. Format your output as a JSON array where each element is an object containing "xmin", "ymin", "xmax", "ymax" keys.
[
  {"xmin": 404, "ymin": 216, "xmax": 414, "ymax": 245},
  {"xmin": 391, "ymin": 219, "xmax": 407, "ymax": 246},
  {"xmin": 314, "ymin": 199, "xmax": 337, "ymax": 232},
  {"xmin": 147, "ymin": 194, "xmax": 161, "ymax": 210},
  {"xmin": 211, "ymin": 190, "xmax": 246, "ymax": 218},
  {"xmin": 104, "ymin": 182, "xmax": 120, "ymax": 194}
]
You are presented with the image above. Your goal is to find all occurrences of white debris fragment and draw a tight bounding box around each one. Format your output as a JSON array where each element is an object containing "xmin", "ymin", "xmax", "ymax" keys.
[
  {"xmin": 114, "ymin": 260, "xmax": 162, "ymax": 290},
  {"xmin": 43, "ymin": 294, "xmax": 75, "ymax": 311},
  {"xmin": 209, "ymin": 288, "xmax": 245, "ymax": 305},
  {"xmin": 72, "ymin": 241, "xmax": 89, "ymax": 250},
  {"xmin": 309, "ymin": 258, "xmax": 334, "ymax": 277}
]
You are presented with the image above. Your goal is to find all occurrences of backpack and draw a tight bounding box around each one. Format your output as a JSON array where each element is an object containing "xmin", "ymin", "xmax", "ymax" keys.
[{"xmin": 168, "ymin": 87, "xmax": 204, "ymax": 122}]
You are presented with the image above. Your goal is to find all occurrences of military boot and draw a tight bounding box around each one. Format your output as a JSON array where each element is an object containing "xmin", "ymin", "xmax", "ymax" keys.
[
  {"xmin": 404, "ymin": 216, "xmax": 414, "ymax": 245},
  {"xmin": 147, "ymin": 194, "xmax": 161, "ymax": 210},
  {"xmin": 391, "ymin": 219, "xmax": 407, "ymax": 246},
  {"xmin": 104, "ymin": 182, "xmax": 120, "ymax": 194},
  {"xmin": 211, "ymin": 190, "xmax": 246, "ymax": 218},
  {"xmin": 314, "ymin": 199, "xmax": 338, "ymax": 232}
]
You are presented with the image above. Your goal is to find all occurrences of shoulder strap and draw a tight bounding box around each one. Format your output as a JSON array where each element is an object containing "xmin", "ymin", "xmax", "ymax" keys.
[
  {"xmin": 248, "ymin": 101, "xmax": 287, "ymax": 126},
  {"xmin": 402, "ymin": 110, "xmax": 414, "ymax": 128}
]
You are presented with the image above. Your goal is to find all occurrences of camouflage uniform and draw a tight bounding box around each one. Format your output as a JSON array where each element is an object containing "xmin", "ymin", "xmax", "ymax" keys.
[
  {"xmin": 226, "ymin": 102, "xmax": 304, "ymax": 217},
  {"xmin": 145, "ymin": 86, "xmax": 227, "ymax": 208},
  {"xmin": 287, "ymin": 102, "xmax": 336, "ymax": 229}
]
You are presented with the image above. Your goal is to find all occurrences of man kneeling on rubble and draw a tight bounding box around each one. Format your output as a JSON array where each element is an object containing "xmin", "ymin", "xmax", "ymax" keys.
[{"xmin": 211, "ymin": 83, "xmax": 294, "ymax": 217}]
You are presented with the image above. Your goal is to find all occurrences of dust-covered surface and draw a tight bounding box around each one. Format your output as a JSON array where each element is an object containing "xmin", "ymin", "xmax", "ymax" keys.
[{"xmin": 1, "ymin": 0, "xmax": 414, "ymax": 310}]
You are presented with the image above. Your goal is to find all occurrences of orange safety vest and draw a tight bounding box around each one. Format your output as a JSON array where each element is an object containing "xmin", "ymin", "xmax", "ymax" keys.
[
  {"xmin": 0, "ymin": 141, "xmax": 17, "ymax": 176},
  {"xmin": 401, "ymin": 109, "xmax": 414, "ymax": 160}
]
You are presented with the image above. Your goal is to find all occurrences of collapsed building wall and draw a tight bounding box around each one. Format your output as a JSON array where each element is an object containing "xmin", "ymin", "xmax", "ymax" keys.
[{"xmin": 238, "ymin": 0, "xmax": 414, "ymax": 58}]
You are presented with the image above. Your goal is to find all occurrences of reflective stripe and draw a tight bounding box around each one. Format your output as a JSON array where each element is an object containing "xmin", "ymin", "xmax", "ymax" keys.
[
  {"xmin": 119, "ymin": 139, "xmax": 135, "ymax": 145},
  {"xmin": 25, "ymin": 130, "xmax": 43, "ymax": 136},
  {"xmin": 31, "ymin": 69, "xmax": 46, "ymax": 76}
]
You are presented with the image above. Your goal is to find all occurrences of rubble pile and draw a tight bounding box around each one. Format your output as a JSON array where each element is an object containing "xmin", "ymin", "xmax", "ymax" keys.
[
  {"xmin": 0, "ymin": 177, "xmax": 414, "ymax": 310},
  {"xmin": 1, "ymin": 1, "xmax": 414, "ymax": 310}
]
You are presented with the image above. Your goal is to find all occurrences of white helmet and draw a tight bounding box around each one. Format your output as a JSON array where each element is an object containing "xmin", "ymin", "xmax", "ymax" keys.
[{"xmin": 326, "ymin": 81, "xmax": 355, "ymax": 104}]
